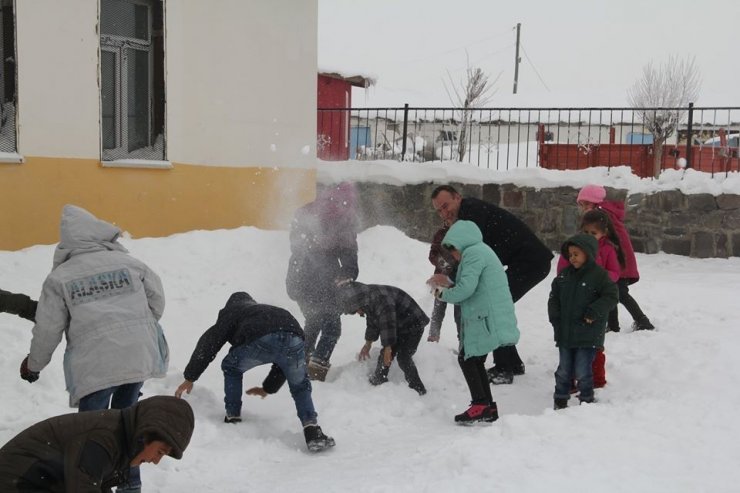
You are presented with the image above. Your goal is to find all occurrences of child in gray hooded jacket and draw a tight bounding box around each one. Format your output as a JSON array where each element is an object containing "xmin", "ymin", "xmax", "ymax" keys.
[{"xmin": 20, "ymin": 205, "xmax": 168, "ymax": 492}]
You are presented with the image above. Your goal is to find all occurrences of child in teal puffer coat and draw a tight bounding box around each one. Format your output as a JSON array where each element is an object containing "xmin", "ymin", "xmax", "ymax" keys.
[
  {"xmin": 549, "ymin": 234, "xmax": 618, "ymax": 409},
  {"xmin": 428, "ymin": 220, "xmax": 519, "ymax": 424}
]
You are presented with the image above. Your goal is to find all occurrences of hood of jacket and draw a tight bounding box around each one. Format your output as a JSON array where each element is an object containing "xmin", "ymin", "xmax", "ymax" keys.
[
  {"xmin": 560, "ymin": 233, "xmax": 598, "ymax": 267},
  {"xmin": 123, "ymin": 395, "xmax": 195, "ymax": 461},
  {"xmin": 338, "ymin": 281, "xmax": 371, "ymax": 314},
  {"xmin": 224, "ymin": 292, "xmax": 256, "ymax": 309},
  {"xmin": 442, "ymin": 220, "xmax": 482, "ymax": 253},
  {"xmin": 52, "ymin": 205, "xmax": 128, "ymax": 269}
]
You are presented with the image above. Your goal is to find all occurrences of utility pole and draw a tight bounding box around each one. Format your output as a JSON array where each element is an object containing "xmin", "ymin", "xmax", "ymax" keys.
[{"xmin": 513, "ymin": 22, "xmax": 521, "ymax": 94}]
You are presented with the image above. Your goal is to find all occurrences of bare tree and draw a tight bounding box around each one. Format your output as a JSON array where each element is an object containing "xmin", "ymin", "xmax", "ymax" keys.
[
  {"xmin": 444, "ymin": 56, "xmax": 499, "ymax": 161},
  {"xmin": 628, "ymin": 55, "xmax": 701, "ymax": 178}
]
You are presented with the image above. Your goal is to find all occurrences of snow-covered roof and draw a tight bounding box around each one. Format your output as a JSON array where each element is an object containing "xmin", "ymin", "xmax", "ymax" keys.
[{"xmin": 318, "ymin": 68, "xmax": 376, "ymax": 88}]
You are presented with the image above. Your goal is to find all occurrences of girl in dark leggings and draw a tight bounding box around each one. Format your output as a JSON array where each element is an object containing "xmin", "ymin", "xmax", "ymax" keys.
[
  {"xmin": 576, "ymin": 184, "xmax": 654, "ymax": 332},
  {"xmin": 428, "ymin": 220, "xmax": 520, "ymax": 424}
]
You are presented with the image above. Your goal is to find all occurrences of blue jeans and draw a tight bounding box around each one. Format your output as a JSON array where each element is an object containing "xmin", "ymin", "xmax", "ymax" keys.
[
  {"xmin": 299, "ymin": 302, "xmax": 341, "ymax": 364},
  {"xmin": 78, "ymin": 382, "xmax": 143, "ymax": 412},
  {"xmin": 554, "ymin": 347, "xmax": 596, "ymax": 402},
  {"xmin": 78, "ymin": 382, "xmax": 144, "ymax": 490},
  {"xmin": 221, "ymin": 331, "xmax": 318, "ymax": 425}
]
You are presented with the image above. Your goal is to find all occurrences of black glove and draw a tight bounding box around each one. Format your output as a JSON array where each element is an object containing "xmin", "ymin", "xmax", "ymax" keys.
[{"xmin": 20, "ymin": 356, "xmax": 39, "ymax": 383}]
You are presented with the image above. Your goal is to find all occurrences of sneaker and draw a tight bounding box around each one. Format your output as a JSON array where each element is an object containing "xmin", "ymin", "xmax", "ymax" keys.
[
  {"xmin": 487, "ymin": 367, "xmax": 513, "ymax": 385},
  {"xmin": 307, "ymin": 359, "xmax": 330, "ymax": 382},
  {"xmin": 303, "ymin": 424, "xmax": 336, "ymax": 452},
  {"xmin": 454, "ymin": 403, "xmax": 498, "ymax": 424},
  {"xmin": 224, "ymin": 415, "xmax": 242, "ymax": 424},
  {"xmin": 632, "ymin": 318, "xmax": 655, "ymax": 331},
  {"xmin": 554, "ymin": 398, "xmax": 568, "ymax": 410},
  {"xmin": 513, "ymin": 363, "xmax": 526, "ymax": 376}
]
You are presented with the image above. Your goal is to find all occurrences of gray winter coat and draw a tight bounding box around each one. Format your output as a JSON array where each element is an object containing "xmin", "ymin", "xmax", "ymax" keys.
[{"xmin": 28, "ymin": 205, "xmax": 168, "ymax": 406}]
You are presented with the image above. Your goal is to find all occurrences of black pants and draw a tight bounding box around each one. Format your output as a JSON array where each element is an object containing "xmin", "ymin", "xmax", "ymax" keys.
[
  {"xmin": 458, "ymin": 350, "xmax": 492, "ymax": 405},
  {"xmin": 491, "ymin": 258, "xmax": 552, "ymax": 371},
  {"xmin": 297, "ymin": 301, "xmax": 342, "ymax": 364},
  {"xmin": 608, "ymin": 279, "xmax": 648, "ymax": 329},
  {"xmin": 373, "ymin": 327, "xmax": 425, "ymax": 392}
]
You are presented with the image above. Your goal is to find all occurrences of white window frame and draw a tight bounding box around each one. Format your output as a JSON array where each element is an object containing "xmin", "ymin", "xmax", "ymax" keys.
[{"xmin": 100, "ymin": 0, "xmax": 165, "ymax": 166}]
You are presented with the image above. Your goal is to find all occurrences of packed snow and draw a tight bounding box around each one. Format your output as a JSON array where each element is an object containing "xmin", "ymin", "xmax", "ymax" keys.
[{"xmin": 2, "ymin": 214, "xmax": 740, "ymax": 491}]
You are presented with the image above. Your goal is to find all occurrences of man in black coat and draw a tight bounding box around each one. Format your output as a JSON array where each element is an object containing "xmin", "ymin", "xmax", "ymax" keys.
[
  {"xmin": 0, "ymin": 395, "xmax": 194, "ymax": 492},
  {"xmin": 0, "ymin": 289, "xmax": 37, "ymax": 322},
  {"xmin": 174, "ymin": 292, "xmax": 335, "ymax": 452},
  {"xmin": 431, "ymin": 185, "xmax": 554, "ymax": 384}
]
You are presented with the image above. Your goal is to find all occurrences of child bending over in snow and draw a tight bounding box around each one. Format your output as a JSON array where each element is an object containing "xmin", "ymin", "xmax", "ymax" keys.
[{"xmin": 339, "ymin": 281, "xmax": 428, "ymax": 396}]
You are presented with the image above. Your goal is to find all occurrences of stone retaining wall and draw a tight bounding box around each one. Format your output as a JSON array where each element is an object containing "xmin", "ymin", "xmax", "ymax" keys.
[{"xmin": 320, "ymin": 182, "xmax": 740, "ymax": 258}]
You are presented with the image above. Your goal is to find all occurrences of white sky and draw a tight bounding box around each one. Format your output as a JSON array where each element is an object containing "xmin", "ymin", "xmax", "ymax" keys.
[{"xmin": 319, "ymin": 0, "xmax": 740, "ymax": 108}]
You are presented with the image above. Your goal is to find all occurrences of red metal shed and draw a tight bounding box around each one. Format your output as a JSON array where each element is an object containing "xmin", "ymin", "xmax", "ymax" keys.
[{"xmin": 317, "ymin": 72, "xmax": 373, "ymax": 161}]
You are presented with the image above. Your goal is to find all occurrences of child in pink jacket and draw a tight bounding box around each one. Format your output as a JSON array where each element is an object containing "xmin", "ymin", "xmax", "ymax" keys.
[
  {"xmin": 557, "ymin": 209, "xmax": 622, "ymax": 388},
  {"xmin": 576, "ymin": 185, "xmax": 654, "ymax": 332}
]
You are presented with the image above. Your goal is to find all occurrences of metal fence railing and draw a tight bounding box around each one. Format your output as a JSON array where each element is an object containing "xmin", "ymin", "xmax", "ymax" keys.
[{"xmin": 317, "ymin": 105, "xmax": 740, "ymax": 177}]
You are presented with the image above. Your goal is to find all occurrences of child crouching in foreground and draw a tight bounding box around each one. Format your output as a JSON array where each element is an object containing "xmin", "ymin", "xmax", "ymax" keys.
[{"xmin": 549, "ymin": 234, "xmax": 618, "ymax": 409}]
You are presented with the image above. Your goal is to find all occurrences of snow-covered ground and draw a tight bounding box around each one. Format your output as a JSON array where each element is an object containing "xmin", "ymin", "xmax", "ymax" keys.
[
  {"xmin": 2, "ymin": 220, "xmax": 740, "ymax": 492},
  {"xmin": 2, "ymin": 165, "xmax": 740, "ymax": 491}
]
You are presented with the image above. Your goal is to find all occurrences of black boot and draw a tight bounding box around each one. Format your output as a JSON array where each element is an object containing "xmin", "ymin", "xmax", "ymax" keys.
[
  {"xmin": 487, "ymin": 366, "xmax": 513, "ymax": 385},
  {"xmin": 633, "ymin": 317, "xmax": 655, "ymax": 331},
  {"xmin": 369, "ymin": 363, "xmax": 390, "ymax": 386},
  {"xmin": 554, "ymin": 398, "xmax": 568, "ymax": 410},
  {"xmin": 409, "ymin": 381, "xmax": 427, "ymax": 396},
  {"xmin": 303, "ymin": 424, "xmax": 336, "ymax": 452}
]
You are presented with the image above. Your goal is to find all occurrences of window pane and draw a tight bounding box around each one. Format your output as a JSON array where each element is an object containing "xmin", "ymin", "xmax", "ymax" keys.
[
  {"xmin": 101, "ymin": 51, "xmax": 117, "ymax": 150},
  {"xmin": 101, "ymin": 0, "xmax": 149, "ymax": 41},
  {"xmin": 127, "ymin": 48, "xmax": 149, "ymax": 152},
  {"xmin": 0, "ymin": 2, "xmax": 16, "ymax": 153}
]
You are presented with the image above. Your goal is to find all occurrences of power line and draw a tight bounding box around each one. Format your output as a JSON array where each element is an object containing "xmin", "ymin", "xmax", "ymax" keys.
[
  {"xmin": 520, "ymin": 43, "xmax": 551, "ymax": 92},
  {"xmin": 392, "ymin": 26, "xmax": 517, "ymax": 66}
]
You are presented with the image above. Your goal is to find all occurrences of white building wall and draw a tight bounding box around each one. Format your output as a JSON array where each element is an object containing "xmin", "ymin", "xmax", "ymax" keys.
[
  {"xmin": 15, "ymin": 0, "xmax": 100, "ymax": 158},
  {"xmin": 166, "ymin": 0, "xmax": 318, "ymax": 167},
  {"xmin": 14, "ymin": 0, "xmax": 318, "ymax": 166}
]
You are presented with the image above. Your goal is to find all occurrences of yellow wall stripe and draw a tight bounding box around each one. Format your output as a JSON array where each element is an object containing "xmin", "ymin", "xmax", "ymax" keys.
[{"xmin": 0, "ymin": 157, "xmax": 316, "ymax": 250}]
